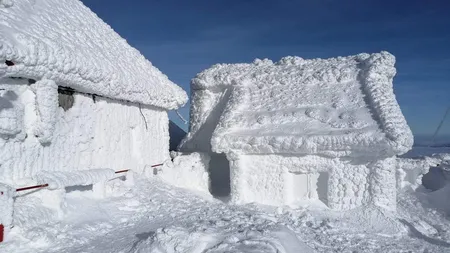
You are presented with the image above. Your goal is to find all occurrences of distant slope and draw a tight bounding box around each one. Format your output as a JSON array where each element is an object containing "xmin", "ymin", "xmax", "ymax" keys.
[
  {"xmin": 414, "ymin": 135, "xmax": 450, "ymax": 147},
  {"xmin": 169, "ymin": 120, "xmax": 187, "ymax": 151}
]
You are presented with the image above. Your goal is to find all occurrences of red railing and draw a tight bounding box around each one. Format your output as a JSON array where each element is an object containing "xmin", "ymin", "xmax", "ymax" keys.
[
  {"xmin": 1, "ymin": 163, "xmax": 165, "ymax": 243},
  {"xmin": 11, "ymin": 163, "xmax": 165, "ymax": 193}
]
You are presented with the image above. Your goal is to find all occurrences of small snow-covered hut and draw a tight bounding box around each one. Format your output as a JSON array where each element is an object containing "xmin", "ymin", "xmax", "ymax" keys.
[
  {"xmin": 180, "ymin": 52, "xmax": 413, "ymax": 211},
  {"xmin": 0, "ymin": 0, "xmax": 187, "ymax": 182}
]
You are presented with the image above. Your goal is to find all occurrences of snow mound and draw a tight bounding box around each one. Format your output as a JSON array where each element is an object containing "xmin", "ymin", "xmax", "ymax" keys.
[
  {"xmin": 184, "ymin": 51, "xmax": 412, "ymax": 158},
  {"xmin": 133, "ymin": 224, "xmax": 314, "ymax": 253},
  {"xmin": 155, "ymin": 152, "xmax": 210, "ymax": 195},
  {"xmin": 0, "ymin": 0, "xmax": 187, "ymax": 109},
  {"xmin": 33, "ymin": 169, "xmax": 115, "ymax": 190}
]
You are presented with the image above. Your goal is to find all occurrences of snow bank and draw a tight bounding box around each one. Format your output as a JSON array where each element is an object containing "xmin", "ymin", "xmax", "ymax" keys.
[
  {"xmin": 33, "ymin": 169, "xmax": 115, "ymax": 190},
  {"xmin": 0, "ymin": 183, "xmax": 14, "ymax": 228},
  {"xmin": 155, "ymin": 152, "xmax": 210, "ymax": 195},
  {"xmin": 184, "ymin": 51, "xmax": 412, "ymax": 158},
  {"xmin": 0, "ymin": 0, "xmax": 187, "ymax": 109}
]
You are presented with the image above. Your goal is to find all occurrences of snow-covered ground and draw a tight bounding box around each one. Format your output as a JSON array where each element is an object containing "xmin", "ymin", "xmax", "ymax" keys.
[{"xmin": 1, "ymin": 147, "xmax": 450, "ymax": 253}]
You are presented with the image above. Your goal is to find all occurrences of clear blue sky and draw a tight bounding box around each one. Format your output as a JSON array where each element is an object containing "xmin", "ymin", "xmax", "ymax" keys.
[{"xmin": 82, "ymin": 0, "xmax": 450, "ymax": 137}]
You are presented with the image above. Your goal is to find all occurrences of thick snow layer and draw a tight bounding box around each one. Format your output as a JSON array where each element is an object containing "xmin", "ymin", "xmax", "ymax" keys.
[
  {"xmin": 184, "ymin": 51, "xmax": 412, "ymax": 158},
  {"xmin": 2, "ymin": 175, "xmax": 450, "ymax": 252},
  {"xmin": 154, "ymin": 152, "xmax": 210, "ymax": 195},
  {"xmin": 32, "ymin": 80, "xmax": 58, "ymax": 144},
  {"xmin": 0, "ymin": 0, "xmax": 187, "ymax": 109},
  {"xmin": 0, "ymin": 183, "xmax": 14, "ymax": 228},
  {"xmin": 0, "ymin": 81, "xmax": 170, "ymax": 182},
  {"xmin": 33, "ymin": 169, "xmax": 115, "ymax": 190}
]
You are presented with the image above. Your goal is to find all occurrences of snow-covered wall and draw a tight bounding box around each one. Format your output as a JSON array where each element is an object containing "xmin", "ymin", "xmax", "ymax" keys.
[
  {"xmin": 0, "ymin": 79, "xmax": 170, "ymax": 182},
  {"xmin": 227, "ymin": 154, "xmax": 393, "ymax": 210},
  {"xmin": 0, "ymin": 0, "xmax": 187, "ymax": 109},
  {"xmin": 180, "ymin": 88, "xmax": 230, "ymax": 152}
]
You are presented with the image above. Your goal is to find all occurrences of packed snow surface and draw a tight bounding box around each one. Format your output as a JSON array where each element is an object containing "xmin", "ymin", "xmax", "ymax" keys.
[
  {"xmin": 184, "ymin": 52, "xmax": 412, "ymax": 157},
  {"xmin": 2, "ymin": 170, "xmax": 450, "ymax": 252},
  {"xmin": 0, "ymin": 0, "xmax": 187, "ymax": 109}
]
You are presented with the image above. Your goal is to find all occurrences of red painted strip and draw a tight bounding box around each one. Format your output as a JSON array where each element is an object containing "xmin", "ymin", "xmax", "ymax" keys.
[
  {"xmin": 115, "ymin": 169, "xmax": 129, "ymax": 174},
  {"xmin": 0, "ymin": 224, "xmax": 4, "ymax": 243},
  {"xmin": 151, "ymin": 163, "xmax": 164, "ymax": 168},
  {"xmin": 16, "ymin": 184, "xmax": 49, "ymax": 192}
]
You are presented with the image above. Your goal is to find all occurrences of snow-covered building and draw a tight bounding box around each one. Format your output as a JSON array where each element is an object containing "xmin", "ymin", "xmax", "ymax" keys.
[
  {"xmin": 0, "ymin": 0, "xmax": 187, "ymax": 183},
  {"xmin": 180, "ymin": 51, "xmax": 413, "ymax": 211}
]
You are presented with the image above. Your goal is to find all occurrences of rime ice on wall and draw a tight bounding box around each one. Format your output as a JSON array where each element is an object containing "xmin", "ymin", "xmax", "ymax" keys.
[
  {"xmin": 0, "ymin": 0, "xmax": 187, "ymax": 109},
  {"xmin": 0, "ymin": 83, "xmax": 170, "ymax": 182}
]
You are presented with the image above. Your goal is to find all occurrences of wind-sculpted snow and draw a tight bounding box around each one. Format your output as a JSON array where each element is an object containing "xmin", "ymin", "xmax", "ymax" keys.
[
  {"xmin": 185, "ymin": 52, "xmax": 412, "ymax": 158},
  {"xmin": 0, "ymin": 0, "xmax": 187, "ymax": 109}
]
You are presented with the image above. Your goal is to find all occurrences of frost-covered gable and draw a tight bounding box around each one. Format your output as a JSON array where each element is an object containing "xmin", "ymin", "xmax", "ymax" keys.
[
  {"xmin": 0, "ymin": 0, "xmax": 187, "ymax": 109},
  {"xmin": 191, "ymin": 52, "xmax": 413, "ymax": 158}
]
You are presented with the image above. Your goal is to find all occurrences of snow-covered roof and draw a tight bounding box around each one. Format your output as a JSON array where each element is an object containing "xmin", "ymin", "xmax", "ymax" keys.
[
  {"xmin": 0, "ymin": 0, "xmax": 187, "ymax": 110},
  {"xmin": 188, "ymin": 51, "xmax": 413, "ymax": 157}
]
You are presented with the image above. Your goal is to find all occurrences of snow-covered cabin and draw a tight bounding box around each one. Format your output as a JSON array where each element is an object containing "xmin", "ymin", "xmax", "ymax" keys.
[
  {"xmin": 180, "ymin": 52, "xmax": 413, "ymax": 211},
  {"xmin": 0, "ymin": 0, "xmax": 187, "ymax": 183}
]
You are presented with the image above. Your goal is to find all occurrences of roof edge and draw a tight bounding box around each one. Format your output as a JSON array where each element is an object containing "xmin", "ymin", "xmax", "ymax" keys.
[{"xmin": 359, "ymin": 51, "xmax": 414, "ymax": 155}]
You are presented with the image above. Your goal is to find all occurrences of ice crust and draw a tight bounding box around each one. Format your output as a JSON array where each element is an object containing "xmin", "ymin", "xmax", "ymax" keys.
[
  {"xmin": 184, "ymin": 52, "xmax": 413, "ymax": 158},
  {"xmin": 0, "ymin": 0, "xmax": 187, "ymax": 109},
  {"xmin": 33, "ymin": 169, "xmax": 115, "ymax": 190}
]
